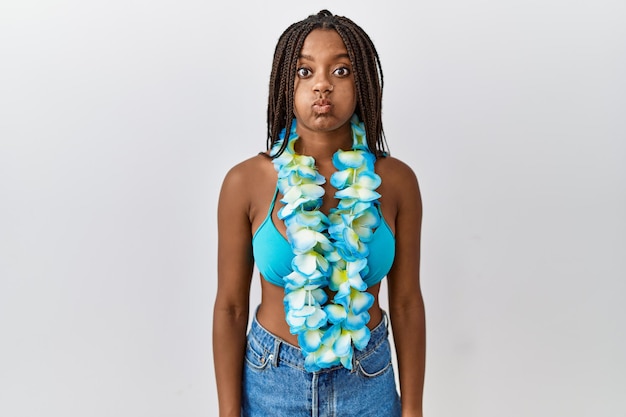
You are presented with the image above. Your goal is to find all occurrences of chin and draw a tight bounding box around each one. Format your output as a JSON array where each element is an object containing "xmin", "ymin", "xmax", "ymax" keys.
[{"xmin": 315, "ymin": 114, "xmax": 351, "ymax": 128}]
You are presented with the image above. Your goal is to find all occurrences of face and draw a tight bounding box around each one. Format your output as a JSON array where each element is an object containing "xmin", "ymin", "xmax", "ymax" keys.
[{"xmin": 293, "ymin": 29, "xmax": 357, "ymax": 137}]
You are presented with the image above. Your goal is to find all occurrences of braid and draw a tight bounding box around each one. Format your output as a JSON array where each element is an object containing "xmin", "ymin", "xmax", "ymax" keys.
[
  {"xmin": 267, "ymin": 10, "xmax": 387, "ymax": 158},
  {"xmin": 340, "ymin": 22, "xmax": 387, "ymax": 156}
]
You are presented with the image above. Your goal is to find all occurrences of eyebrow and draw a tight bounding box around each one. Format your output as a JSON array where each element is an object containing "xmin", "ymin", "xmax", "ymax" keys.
[{"xmin": 298, "ymin": 53, "xmax": 350, "ymax": 61}]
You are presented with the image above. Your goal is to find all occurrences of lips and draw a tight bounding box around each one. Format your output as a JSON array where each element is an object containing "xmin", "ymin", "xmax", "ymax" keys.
[{"xmin": 312, "ymin": 99, "xmax": 332, "ymax": 113}]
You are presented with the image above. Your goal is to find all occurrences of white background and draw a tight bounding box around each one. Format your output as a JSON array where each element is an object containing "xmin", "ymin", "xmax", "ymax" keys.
[{"xmin": 1, "ymin": 1, "xmax": 625, "ymax": 416}]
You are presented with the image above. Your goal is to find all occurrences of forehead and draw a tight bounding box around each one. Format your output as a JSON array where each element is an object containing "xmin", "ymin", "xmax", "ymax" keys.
[{"xmin": 299, "ymin": 29, "xmax": 348, "ymax": 57}]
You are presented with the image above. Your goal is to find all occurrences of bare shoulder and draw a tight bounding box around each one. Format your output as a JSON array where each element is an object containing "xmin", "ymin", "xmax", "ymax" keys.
[
  {"xmin": 222, "ymin": 153, "xmax": 274, "ymax": 189},
  {"xmin": 219, "ymin": 153, "xmax": 277, "ymax": 222},
  {"xmin": 220, "ymin": 154, "xmax": 275, "ymax": 201},
  {"xmin": 375, "ymin": 155, "xmax": 420, "ymax": 198}
]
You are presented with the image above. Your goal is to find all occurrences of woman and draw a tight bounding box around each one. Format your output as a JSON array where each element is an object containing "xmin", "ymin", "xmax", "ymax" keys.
[{"xmin": 213, "ymin": 10, "xmax": 425, "ymax": 417}]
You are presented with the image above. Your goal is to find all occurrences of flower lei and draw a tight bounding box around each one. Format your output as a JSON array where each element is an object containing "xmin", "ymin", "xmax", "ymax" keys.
[{"xmin": 270, "ymin": 114, "xmax": 382, "ymax": 372}]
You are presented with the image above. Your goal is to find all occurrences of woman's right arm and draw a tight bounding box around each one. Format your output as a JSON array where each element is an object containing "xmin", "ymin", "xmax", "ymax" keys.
[{"xmin": 213, "ymin": 165, "xmax": 255, "ymax": 417}]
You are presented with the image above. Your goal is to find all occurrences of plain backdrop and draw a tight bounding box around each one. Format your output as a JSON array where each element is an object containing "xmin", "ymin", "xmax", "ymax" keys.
[{"xmin": 1, "ymin": 1, "xmax": 625, "ymax": 416}]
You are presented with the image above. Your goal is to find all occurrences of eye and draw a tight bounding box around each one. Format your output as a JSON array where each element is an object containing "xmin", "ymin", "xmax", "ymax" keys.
[
  {"xmin": 296, "ymin": 67, "xmax": 312, "ymax": 78},
  {"xmin": 333, "ymin": 66, "xmax": 351, "ymax": 77}
]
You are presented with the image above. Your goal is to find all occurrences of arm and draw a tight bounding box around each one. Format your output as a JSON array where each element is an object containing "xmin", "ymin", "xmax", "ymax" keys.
[
  {"xmin": 386, "ymin": 162, "xmax": 425, "ymax": 417},
  {"xmin": 213, "ymin": 166, "xmax": 255, "ymax": 417}
]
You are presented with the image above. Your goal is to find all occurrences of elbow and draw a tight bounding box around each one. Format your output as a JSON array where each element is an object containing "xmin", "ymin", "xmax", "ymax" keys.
[
  {"xmin": 389, "ymin": 288, "xmax": 425, "ymax": 318},
  {"xmin": 214, "ymin": 300, "xmax": 249, "ymax": 323}
]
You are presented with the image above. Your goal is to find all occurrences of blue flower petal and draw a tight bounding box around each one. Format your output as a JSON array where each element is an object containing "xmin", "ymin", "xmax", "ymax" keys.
[
  {"xmin": 334, "ymin": 187, "xmax": 360, "ymax": 200},
  {"xmin": 344, "ymin": 310, "xmax": 370, "ymax": 331},
  {"xmin": 304, "ymin": 352, "xmax": 321, "ymax": 372},
  {"xmin": 297, "ymin": 165, "xmax": 318, "ymax": 179},
  {"xmin": 346, "ymin": 258, "xmax": 367, "ymax": 278},
  {"xmin": 284, "ymin": 288, "xmax": 306, "ymax": 310},
  {"xmin": 330, "ymin": 170, "xmax": 351, "ymax": 188},
  {"xmin": 350, "ymin": 290, "xmax": 375, "ymax": 314},
  {"xmin": 289, "ymin": 229, "xmax": 318, "ymax": 252},
  {"xmin": 316, "ymin": 346, "xmax": 342, "ymax": 368},
  {"xmin": 324, "ymin": 304, "xmax": 347, "ymax": 324},
  {"xmin": 299, "ymin": 329, "xmax": 323, "ymax": 352},
  {"xmin": 300, "ymin": 184, "xmax": 325, "ymax": 199},
  {"xmin": 292, "ymin": 253, "xmax": 317, "ymax": 276},
  {"xmin": 339, "ymin": 348, "xmax": 353, "ymax": 369},
  {"xmin": 281, "ymin": 186, "xmax": 302, "ymax": 204},
  {"xmin": 294, "ymin": 211, "xmax": 326, "ymax": 228},
  {"xmin": 333, "ymin": 331, "xmax": 352, "ymax": 357},
  {"xmin": 310, "ymin": 288, "xmax": 328, "ymax": 305},
  {"xmin": 355, "ymin": 170, "xmax": 381, "ymax": 188},
  {"xmin": 333, "ymin": 284, "xmax": 351, "ymax": 309},
  {"xmin": 283, "ymin": 271, "xmax": 307, "ymax": 290},
  {"xmin": 305, "ymin": 307, "xmax": 327, "ymax": 329},
  {"xmin": 285, "ymin": 310, "xmax": 306, "ymax": 333},
  {"xmin": 320, "ymin": 324, "xmax": 341, "ymax": 346},
  {"xmin": 350, "ymin": 326, "xmax": 371, "ymax": 350},
  {"xmin": 336, "ymin": 150, "xmax": 365, "ymax": 168},
  {"xmin": 292, "ymin": 305, "xmax": 316, "ymax": 317},
  {"xmin": 348, "ymin": 274, "xmax": 367, "ymax": 292}
]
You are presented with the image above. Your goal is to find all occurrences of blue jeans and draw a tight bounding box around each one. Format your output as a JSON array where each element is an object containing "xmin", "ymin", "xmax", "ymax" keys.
[{"xmin": 242, "ymin": 311, "xmax": 402, "ymax": 417}]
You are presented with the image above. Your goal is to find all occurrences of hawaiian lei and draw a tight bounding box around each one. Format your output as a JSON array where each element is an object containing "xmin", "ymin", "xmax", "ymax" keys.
[{"xmin": 270, "ymin": 114, "xmax": 382, "ymax": 372}]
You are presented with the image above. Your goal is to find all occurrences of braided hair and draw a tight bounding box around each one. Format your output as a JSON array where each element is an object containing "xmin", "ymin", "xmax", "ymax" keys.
[{"xmin": 267, "ymin": 10, "xmax": 387, "ymax": 158}]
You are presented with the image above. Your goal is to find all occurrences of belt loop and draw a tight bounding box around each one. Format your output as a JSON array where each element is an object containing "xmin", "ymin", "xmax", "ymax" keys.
[
  {"xmin": 383, "ymin": 310, "xmax": 389, "ymax": 335},
  {"xmin": 272, "ymin": 338, "xmax": 281, "ymax": 367}
]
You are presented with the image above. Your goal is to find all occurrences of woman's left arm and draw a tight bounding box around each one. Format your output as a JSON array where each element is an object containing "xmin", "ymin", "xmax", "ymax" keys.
[{"xmin": 385, "ymin": 159, "xmax": 425, "ymax": 417}]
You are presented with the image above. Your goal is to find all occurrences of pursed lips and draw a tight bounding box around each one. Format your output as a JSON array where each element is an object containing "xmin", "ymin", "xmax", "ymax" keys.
[{"xmin": 312, "ymin": 99, "xmax": 332, "ymax": 114}]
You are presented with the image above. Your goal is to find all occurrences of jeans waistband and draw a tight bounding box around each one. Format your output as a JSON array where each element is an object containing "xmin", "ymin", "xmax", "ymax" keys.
[{"xmin": 248, "ymin": 309, "xmax": 390, "ymax": 374}]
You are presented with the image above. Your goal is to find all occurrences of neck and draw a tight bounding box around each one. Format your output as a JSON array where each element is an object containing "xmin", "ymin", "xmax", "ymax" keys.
[{"xmin": 294, "ymin": 123, "xmax": 353, "ymax": 161}]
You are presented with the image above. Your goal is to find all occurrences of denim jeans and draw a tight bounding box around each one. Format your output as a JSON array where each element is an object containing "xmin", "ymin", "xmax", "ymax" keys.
[{"xmin": 242, "ymin": 311, "xmax": 402, "ymax": 417}]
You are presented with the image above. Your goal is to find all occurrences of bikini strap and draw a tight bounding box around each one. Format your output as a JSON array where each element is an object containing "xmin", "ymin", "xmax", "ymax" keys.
[{"xmin": 267, "ymin": 186, "xmax": 280, "ymax": 216}]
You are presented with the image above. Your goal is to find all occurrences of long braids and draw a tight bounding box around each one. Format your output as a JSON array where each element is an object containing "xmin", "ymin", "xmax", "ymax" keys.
[{"xmin": 266, "ymin": 10, "xmax": 387, "ymax": 158}]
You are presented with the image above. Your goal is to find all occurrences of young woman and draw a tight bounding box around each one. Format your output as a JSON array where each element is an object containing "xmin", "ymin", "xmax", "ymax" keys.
[{"xmin": 213, "ymin": 10, "xmax": 425, "ymax": 417}]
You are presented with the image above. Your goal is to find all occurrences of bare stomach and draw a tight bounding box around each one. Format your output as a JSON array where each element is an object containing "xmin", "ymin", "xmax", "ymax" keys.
[{"xmin": 256, "ymin": 276, "xmax": 383, "ymax": 347}]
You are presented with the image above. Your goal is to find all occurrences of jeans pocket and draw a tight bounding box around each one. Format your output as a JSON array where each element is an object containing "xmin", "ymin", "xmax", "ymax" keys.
[
  {"xmin": 244, "ymin": 338, "xmax": 271, "ymax": 371},
  {"xmin": 355, "ymin": 340, "xmax": 393, "ymax": 378}
]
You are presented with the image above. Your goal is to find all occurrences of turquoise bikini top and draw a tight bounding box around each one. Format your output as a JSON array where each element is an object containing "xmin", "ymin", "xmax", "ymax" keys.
[{"xmin": 252, "ymin": 187, "xmax": 396, "ymax": 287}]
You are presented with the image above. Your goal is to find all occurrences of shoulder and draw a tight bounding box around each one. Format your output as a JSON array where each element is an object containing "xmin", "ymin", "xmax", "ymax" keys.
[
  {"xmin": 219, "ymin": 152, "xmax": 280, "ymax": 225},
  {"xmin": 221, "ymin": 153, "xmax": 275, "ymax": 190},
  {"xmin": 375, "ymin": 155, "xmax": 422, "ymax": 222},
  {"xmin": 219, "ymin": 153, "xmax": 275, "ymax": 209},
  {"xmin": 375, "ymin": 155, "xmax": 420, "ymax": 193}
]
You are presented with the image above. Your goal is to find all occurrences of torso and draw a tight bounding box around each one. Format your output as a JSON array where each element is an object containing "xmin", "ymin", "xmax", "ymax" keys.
[{"xmin": 246, "ymin": 152, "xmax": 399, "ymax": 346}]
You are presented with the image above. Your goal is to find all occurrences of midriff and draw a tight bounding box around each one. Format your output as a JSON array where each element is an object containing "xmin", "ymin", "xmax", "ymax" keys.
[{"xmin": 256, "ymin": 277, "xmax": 384, "ymax": 347}]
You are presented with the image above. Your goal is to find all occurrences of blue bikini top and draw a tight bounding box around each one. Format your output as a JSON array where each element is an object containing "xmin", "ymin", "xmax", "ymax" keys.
[{"xmin": 252, "ymin": 187, "xmax": 396, "ymax": 287}]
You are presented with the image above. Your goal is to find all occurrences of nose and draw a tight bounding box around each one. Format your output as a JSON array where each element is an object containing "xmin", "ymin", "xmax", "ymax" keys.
[{"xmin": 313, "ymin": 73, "xmax": 334, "ymax": 94}]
